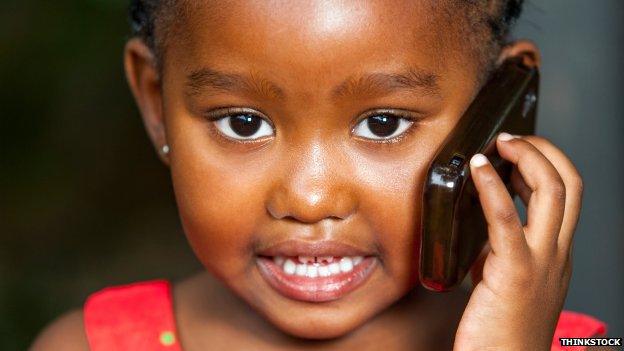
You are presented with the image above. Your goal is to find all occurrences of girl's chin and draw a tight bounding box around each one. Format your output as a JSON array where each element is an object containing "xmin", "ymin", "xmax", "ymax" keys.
[{"xmin": 263, "ymin": 308, "xmax": 371, "ymax": 340}]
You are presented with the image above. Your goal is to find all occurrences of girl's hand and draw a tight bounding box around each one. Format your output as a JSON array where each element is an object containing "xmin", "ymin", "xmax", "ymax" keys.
[{"xmin": 453, "ymin": 133, "xmax": 584, "ymax": 351}]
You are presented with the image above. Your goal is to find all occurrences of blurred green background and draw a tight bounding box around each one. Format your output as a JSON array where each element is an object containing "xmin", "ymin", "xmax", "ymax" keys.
[
  {"xmin": 1, "ymin": 1, "xmax": 201, "ymax": 349},
  {"xmin": 1, "ymin": 1, "xmax": 623, "ymax": 350}
]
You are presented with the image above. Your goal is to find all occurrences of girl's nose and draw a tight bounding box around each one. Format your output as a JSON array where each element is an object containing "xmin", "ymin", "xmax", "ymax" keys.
[{"xmin": 265, "ymin": 143, "xmax": 358, "ymax": 224}]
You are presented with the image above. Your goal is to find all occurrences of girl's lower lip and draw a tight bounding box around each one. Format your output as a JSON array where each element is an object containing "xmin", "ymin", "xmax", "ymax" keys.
[{"xmin": 255, "ymin": 256, "xmax": 378, "ymax": 302}]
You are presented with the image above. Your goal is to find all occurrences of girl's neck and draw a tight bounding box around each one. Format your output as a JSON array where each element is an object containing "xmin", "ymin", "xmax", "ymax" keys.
[{"xmin": 174, "ymin": 272, "xmax": 469, "ymax": 351}]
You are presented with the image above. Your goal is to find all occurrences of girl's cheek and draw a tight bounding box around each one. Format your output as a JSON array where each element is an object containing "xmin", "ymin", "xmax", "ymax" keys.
[
  {"xmin": 169, "ymin": 151, "xmax": 269, "ymax": 276},
  {"xmin": 371, "ymin": 181, "xmax": 424, "ymax": 286},
  {"xmin": 351, "ymin": 154, "xmax": 428, "ymax": 285}
]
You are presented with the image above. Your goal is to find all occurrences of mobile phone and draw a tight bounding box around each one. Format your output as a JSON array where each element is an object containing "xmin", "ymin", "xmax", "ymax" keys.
[{"xmin": 419, "ymin": 56, "xmax": 539, "ymax": 291}]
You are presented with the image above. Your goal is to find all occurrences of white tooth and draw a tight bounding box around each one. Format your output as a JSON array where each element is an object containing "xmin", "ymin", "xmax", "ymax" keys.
[
  {"xmin": 295, "ymin": 264, "xmax": 307, "ymax": 276},
  {"xmin": 352, "ymin": 256, "xmax": 364, "ymax": 266},
  {"xmin": 318, "ymin": 256, "xmax": 334, "ymax": 264},
  {"xmin": 298, "ymin": 256, "xmax": 315, "ymax": 264},
  {"xmin": 339, "ymin": 257, "xmax": 353, "ymax": 272},
  {"xmin": 283, "ymin": 259, "xmax": 296, "ymax": 275},
  {"xmin": 328, "ymin": 263, "xmax": 341, "ymax": 274},
  {"xmin": 318, "ymin": 266, "xmax": 330, "ymax": 277},
  {"xmin": 306, "ymin": 265, "xmax": 318, "ymax": 278},
  {"xmin": 273, "ymin": 256, "xmax": 285, "ymax": 266}
]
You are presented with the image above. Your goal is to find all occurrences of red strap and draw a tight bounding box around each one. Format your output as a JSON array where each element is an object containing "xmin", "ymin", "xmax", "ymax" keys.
[
  {"xmin": 551, "ymin": 310, "xmax": 608, "ymax": 351},
  {"xmin": 83, "ymin": 280, "xmax": 183, "ymax": 351}
]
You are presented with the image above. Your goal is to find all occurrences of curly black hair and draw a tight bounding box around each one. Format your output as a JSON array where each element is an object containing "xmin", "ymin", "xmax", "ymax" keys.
[
  {"xmin": 129, "ymin": 0, "xmax": 161, "ymax": 52},
  {"xmin": 129, "ymin": 0, "xmax": 525, "ymax": 73}
]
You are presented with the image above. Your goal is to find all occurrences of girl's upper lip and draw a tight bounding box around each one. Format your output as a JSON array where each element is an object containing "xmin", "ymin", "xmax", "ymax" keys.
[{"xmin": 256, "ymin": 239, "xmax": 376, "ymax": 257}]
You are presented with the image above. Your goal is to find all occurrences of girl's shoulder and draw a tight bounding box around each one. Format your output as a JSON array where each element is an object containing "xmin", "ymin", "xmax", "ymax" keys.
[
  {"xmin": 30, "ymin": 273, "xmax": 235, "ymax": 351},
  {"xmin": 30, "ymin": 308, "xmax": 89, "ymax": 351},
  {"xmin": 31, "ymin": 279, "xmax": 182, "ymax": 351}
]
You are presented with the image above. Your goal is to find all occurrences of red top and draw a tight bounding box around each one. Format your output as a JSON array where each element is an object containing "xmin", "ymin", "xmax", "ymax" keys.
[{"xmin": 83, "ymin": 280, "xmax": 607, "ymax": 350}]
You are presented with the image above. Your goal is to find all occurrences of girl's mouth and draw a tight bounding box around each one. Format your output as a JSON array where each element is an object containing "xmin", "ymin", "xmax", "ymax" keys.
[{"xmin": 256, "ymin": 255, "xmax": 378, "ymax": 302}]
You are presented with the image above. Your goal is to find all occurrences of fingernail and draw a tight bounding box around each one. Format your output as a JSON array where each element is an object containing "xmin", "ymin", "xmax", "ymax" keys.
[
  {"xmin": 498, "ymin": 132, "xmax": 515, "ymax": 141},
  {"xmin": 470, "ymin": 153, "xmax": 489, "ymax": 167}
]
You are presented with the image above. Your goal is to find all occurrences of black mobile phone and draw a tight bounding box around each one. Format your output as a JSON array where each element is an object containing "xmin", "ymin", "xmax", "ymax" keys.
[{"xmin": 419, "ymin": 56, "xmax": 539, "ymax": 291}]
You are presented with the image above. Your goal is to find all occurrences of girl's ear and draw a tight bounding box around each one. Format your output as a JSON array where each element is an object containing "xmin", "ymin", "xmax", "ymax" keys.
[
  {"xmin": 496, "ymin": 39, "xmax": 541, "ymax": 69},
  {"xmin": 124, "ymin": 38, "xmax": 169, "ymax": 166}
]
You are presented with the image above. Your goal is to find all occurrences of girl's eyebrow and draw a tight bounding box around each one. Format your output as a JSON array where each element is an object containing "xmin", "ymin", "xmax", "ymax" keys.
[
  {"xmin": 185, "ymin": 68, "xmax": 285, "ymax": 100},
  {"xmin": 332, "ymin": 68, "xmax": 441, "ymax": 99},
  {"xmin": 184, "ymin": 66, "xmax": 441, "ymax": 100}
]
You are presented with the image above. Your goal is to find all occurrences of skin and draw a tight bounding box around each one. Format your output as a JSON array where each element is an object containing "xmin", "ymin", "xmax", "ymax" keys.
[{"xmin": 31, "ymin": 1, "xmax": 590, "ymax": 350}]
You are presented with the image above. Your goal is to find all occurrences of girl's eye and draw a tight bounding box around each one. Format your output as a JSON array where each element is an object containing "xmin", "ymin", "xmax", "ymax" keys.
[
  {"xmin": 352, "ymin": 114, "xmax": 414, "ymax": 140},
  {"xmin": 213, "ymin": 113, "xmax": 274, "ymax": 140}
]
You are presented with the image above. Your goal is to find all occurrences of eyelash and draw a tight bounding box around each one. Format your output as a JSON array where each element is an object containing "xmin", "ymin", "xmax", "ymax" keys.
[{"xmin": 203, "ymin": 107, "xmax": 420, "ymax": 144}]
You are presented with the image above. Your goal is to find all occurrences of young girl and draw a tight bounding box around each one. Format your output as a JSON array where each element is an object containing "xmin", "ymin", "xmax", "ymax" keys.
[{"xmin": 31, "ymin": 0, "xmax": 608, "ymax": 350}]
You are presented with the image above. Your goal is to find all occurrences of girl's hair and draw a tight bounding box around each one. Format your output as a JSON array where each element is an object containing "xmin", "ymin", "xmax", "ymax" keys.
[
  {"xmin": 129, "ymin": 0, "xmax": 525, "ymax": 74},
  {"xmin": 128, "ymin": 0, "xmax": 163, "ymax": 53}
]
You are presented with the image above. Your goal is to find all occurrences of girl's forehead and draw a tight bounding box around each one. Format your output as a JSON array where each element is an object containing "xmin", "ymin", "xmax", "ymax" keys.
[{"xmin": 164, "ymin": 0, "xmax": 478, "ymax": 94}]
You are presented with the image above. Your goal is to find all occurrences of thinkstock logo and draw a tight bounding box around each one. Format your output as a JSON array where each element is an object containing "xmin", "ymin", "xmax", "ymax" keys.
[{"xmin": 560, "ymin": 337, "xmax": 622, "ymax": 347}]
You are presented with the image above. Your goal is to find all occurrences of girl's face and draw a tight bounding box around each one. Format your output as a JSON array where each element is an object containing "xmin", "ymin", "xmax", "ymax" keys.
[{"xmin": 133, "ymin": 0, "xmax": 493, "ymax": 339}]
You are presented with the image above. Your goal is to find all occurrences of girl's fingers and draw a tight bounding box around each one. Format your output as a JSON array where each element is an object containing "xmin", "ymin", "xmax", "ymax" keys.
[
  {"xmin": 495, "ymin": 134, "xmax": 566, "ymax": 251},
  {"xmin": 518, "ymin": 136, "xmax": 584, "ymax": 252},
  {"xmin": 469, "ymin": 153, "xmax": 527, "ymax": 258},
  {"xmin": 510, "ymin": 166, "xmax": 531, "ymax": 207}
]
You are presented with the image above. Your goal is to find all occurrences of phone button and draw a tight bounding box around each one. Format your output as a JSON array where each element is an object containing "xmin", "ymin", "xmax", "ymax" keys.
[
  {"xmin": 522, "ymin": 91, "xmax": 537, "ymax": 118},
  {"xmin": 449, "ymin": 155, "xmax": 465, "ymax": 168}
]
